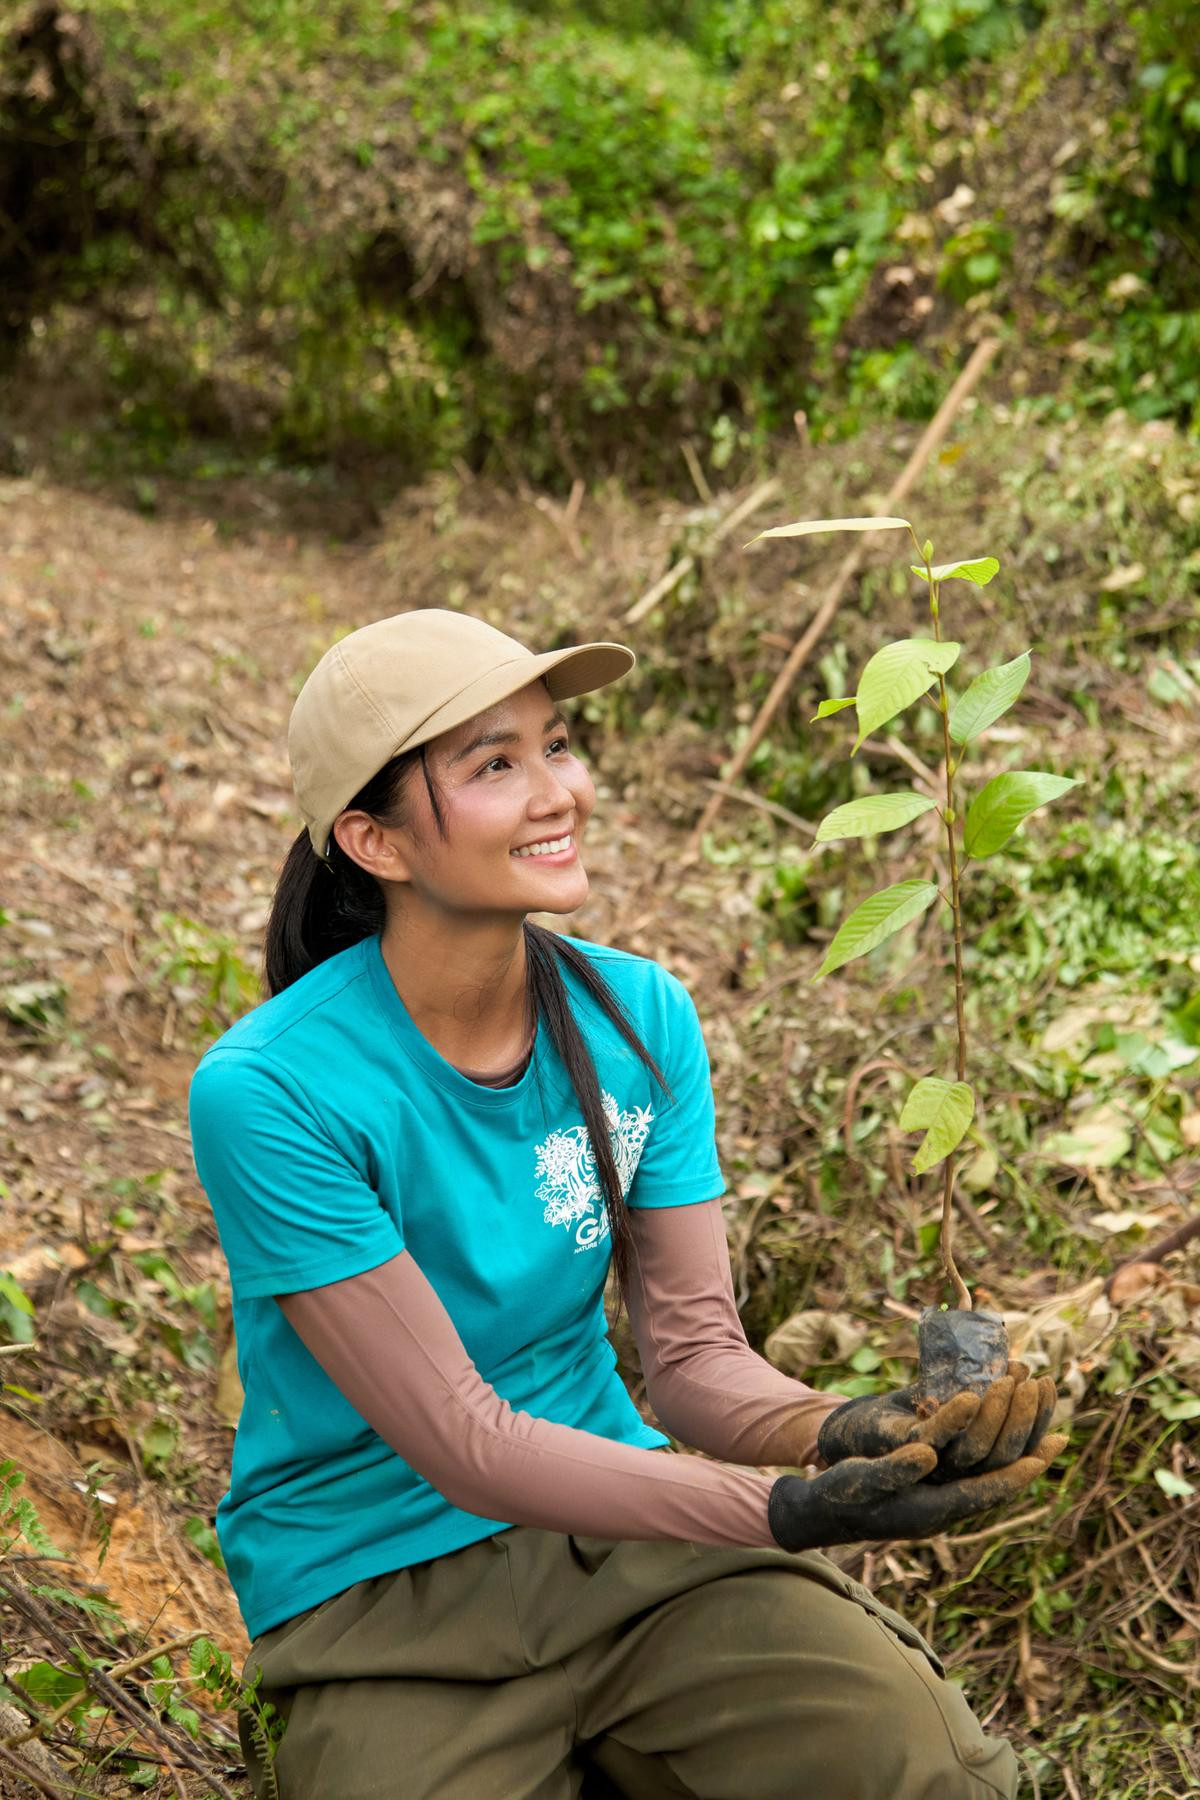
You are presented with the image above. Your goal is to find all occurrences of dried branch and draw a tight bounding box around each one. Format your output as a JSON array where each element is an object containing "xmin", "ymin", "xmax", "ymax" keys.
[
  {"xmin": 1104, "ymin": 1213, "xmax": 1200, "ymax": 1300},
  {"xmin": 0, "ymin": 1570, "xmax": 241, "ymax": 1800}
]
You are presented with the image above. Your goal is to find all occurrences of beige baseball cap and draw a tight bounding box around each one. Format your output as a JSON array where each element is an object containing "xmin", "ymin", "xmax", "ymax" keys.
[{"xmin": 288, "ymin": 609, "xmax": 636, "ymax": 859}]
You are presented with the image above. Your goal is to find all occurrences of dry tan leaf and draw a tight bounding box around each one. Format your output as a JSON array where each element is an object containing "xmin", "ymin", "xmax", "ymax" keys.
[
  {"xmin": 746, "ymin": 514, "xmax": 911, "ymax": 548},
  {"xmin": 1091, "ymin": 1207, "xmax": 1175, "ymax": 1236},
  {"xmin": 1019, "ymin": 1651, "xmax": 1063, "ymax": 1706},
  {"xmin": 4, "ymin": 1244, "xmax": 63, "ymax": 1284},
  {"xmin": 1180, "ymin": 1111, "xmax": 1200, "ymax": 1148},
  {"xmin": 215, "ymin": 1334, "xmax": 244, "ymax": 1428},
  {"xmin": 1004, "ymin": 1278, "xmax": 1114, "ymax": 1380},
  {"xmin": 1108, "ymin": 1262, "xmax": 1164, "ymax": 1306},
  {"xmin": 74, "ymin": 1305, "xmax": 142, "ymax": 1358},
  {"xmin": 764, "ymin": 1310, "xmax": 868, "ymax": 1374},
  {"xmin": 1042, "ymin": 1103, "xmax": 1132, "ymax": 1168},
  {"xmin": 1098, "ymin": 562, "xmax": 1146, "ymax": 592}
]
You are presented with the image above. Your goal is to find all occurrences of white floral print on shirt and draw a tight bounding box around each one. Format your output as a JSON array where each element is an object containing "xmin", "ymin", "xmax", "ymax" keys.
[{"xmin": 534, "ymin": 1091, "xmax": 654, "ymax": 1253}]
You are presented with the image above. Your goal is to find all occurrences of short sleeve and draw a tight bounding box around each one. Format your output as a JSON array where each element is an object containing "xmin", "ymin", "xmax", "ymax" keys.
[
  {"xmin": 626, "ymin": 973, "xmax": 724, "ymax": 1210},
  {"xmin": 188, "ymin": 1050, "xmax": 403, "ymax": 1299}
]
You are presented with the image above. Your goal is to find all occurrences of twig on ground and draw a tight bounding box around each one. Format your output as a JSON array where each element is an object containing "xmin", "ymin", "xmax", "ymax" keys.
[
  {"xmin": 1048, "ymin": 1499, "xmax": 1200, "ymax": 1597},
  {"xmin": 0, "ymin": 1739, "xmax": 94, "ymax": 1799},
  {"xmin": 625, "ymin": 477, "xmax": 781, "ymax": 624},
  {"xmin": 105, "ymin": 1631, "xmax": 208, "ymax": 1685},
  {"xmin": 532, "ymin": 477, "xmax": 586, "ymax": 562},
  {"xmin": 871, "ymin": 734, "xmax": 942, "ymax": 792},
  {"xmin": 680, "ymin": 440, "xmax": 713, "ymax": 504},
  {"xmin": 1117, "ymin": 1515, "xmax": 1200, "ymax": 1635},
  {"xmin": 1104, "ymin": 1213, "xmax": 1200, "ymax": 1300},
  {"xmin": 944, "ymin": 1505, "xmax": 1052, "ymax": 1547},
  {"xmin": 1117, "ymin": 1618, "xmax": 1200, "ymax": 1686},
  {"xmin": 700, "ymin": 780, "xmax": 816, "ymax": 838},
  {"xmin": 0, "ymin": 1570, "xmax": 241, "ymax": 1800}
]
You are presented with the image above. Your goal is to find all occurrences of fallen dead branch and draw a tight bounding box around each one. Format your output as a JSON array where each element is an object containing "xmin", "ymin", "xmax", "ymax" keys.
[{"xmin": 0, "ymin": 1568, "xmax": 241, "ymax": 1800}]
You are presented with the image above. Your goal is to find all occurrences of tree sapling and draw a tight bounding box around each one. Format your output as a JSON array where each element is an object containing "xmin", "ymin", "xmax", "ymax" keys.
[{"xmin": 746, "ymin": 513, "xmax": 1080, "ymax": 1403}]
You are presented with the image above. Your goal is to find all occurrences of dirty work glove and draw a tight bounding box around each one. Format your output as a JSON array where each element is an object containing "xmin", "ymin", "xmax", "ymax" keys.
[
  {"xmin": 817, "ymin": 1361, "xmax": 1059, "ymax": 1481},
  {"xmin": 767, "ymin": 1432, "xmax": 1067, "ymax": 1553}
]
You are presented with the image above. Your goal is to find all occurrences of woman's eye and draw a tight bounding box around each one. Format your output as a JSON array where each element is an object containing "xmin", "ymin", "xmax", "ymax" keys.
[
  {"xmin": 480, "ymin": 756, "xmax": 510, "ymax": 775},
  {"xmin": 548, "ymin": 737, "xmax": 570, "ymax": 755}
]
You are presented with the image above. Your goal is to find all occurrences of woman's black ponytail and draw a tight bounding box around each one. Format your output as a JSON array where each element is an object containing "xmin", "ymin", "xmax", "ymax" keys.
[
  {"xmin": 263, "ymin": 747, "xmax": 431, "ymax": 999},
  {"xmin": 262, "ymin": 750, "xmax": 671, "ymax": 1326},
  {"xmin": 522, "ymin": 923, "xmax": 670, "ymax": 1326}
]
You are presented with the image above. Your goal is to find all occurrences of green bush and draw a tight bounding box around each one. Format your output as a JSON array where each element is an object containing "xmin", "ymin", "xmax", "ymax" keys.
[{"xmin": 2, "ymin": 0, "xmax": 1199, "ymax": 481}]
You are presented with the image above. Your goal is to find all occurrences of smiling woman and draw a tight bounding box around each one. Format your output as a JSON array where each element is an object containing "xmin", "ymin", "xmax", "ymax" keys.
[
  {"xmin": 187, "ymin": 609, "xmax": 1045, "ymax": 1800},
  {"xmin": 331, "ymin": 685, "xmax": 597, "ymax": 965}
]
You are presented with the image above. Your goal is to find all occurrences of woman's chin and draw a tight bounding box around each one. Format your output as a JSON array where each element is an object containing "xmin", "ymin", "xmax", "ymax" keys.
[{"xmin": 525, "ymin": 869, "xmax": 589, "ymax": 916}]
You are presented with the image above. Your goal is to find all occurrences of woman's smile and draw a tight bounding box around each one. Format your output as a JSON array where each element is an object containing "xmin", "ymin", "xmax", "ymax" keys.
[{"xmin": 510, "ymin": 832, "xmax": 577, "ymax": 863}]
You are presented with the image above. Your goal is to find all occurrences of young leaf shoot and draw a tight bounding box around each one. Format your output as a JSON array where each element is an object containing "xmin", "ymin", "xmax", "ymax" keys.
[{"xmin": 798, "ymin": 516, "xmax": 1081, "ymax": 1306}]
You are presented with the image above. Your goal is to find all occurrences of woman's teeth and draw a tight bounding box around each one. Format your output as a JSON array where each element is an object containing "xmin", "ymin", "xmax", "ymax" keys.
[{"xmin": 512, "ymin": 835, "xmax": 572, "ymax": 858}]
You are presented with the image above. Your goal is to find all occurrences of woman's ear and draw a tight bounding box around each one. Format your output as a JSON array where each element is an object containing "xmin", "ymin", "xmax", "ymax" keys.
[{"xmin": 332, "ymin": 811, "xmax": 413, "ymax": 884}]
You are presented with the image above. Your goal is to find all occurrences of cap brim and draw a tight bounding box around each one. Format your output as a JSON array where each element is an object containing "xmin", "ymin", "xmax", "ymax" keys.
[{"xmin": 400, "ymin": 640, "xmax": 636, "ymax": 755}]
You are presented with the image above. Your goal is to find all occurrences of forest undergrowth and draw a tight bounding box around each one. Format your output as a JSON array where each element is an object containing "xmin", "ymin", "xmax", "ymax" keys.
[{"xmin": 1, "ymin": 393, "xmax": 1199, "ymax": 1795}]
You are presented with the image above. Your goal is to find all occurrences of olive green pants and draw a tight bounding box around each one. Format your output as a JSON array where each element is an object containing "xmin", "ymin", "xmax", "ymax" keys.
[{"xmin": 240, "ymin": 1527, "xmax": 1018, "ymax": 1800}]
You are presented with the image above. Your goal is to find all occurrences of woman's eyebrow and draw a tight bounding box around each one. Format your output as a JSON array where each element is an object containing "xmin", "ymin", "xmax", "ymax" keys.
[{"xmin": 447, "ymin": 712, "xmax": 567, "ymax": 766}]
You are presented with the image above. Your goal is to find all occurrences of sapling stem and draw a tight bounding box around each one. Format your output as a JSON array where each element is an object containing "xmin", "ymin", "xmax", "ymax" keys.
[{"xmin": 910, "ymin": 527, "xmax": 972, "ymax": 1311}]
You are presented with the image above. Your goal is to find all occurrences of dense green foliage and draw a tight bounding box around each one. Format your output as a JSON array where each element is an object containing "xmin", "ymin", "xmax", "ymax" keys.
[{"xmin": 2, "ymin": 0, "xmax": 1198, "ymax": 481}]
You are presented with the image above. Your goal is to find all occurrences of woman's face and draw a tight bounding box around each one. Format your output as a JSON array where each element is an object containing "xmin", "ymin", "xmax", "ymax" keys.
[{"xmin": 342, "ymin": 679, "xmax": 596, "ymax": 922}]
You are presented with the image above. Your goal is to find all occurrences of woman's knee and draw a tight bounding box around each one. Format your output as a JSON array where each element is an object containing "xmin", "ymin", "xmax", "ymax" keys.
[
  {"xmin": 833, "ymin": 1617, "xmax": 1019, "ymax": 1800},
  {"xmin": 633, "ymin": 1564, "xmax": 1018, "ymax": 1800}
]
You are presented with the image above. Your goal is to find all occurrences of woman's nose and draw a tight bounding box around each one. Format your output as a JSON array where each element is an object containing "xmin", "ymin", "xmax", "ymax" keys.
[{"xmin": 528, "ymin": 761, "xmax": 575, "ymax": 814}]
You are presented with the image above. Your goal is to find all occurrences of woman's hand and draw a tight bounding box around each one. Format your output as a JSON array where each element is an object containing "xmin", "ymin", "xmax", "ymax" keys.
[
  {"xmin": 816, "ymin": 1361, "xmax": 1059, "ymax": 1480},
  {"xmin": 767, "ymin": 1428, "xmax": 1067, "ymax": 1553}
]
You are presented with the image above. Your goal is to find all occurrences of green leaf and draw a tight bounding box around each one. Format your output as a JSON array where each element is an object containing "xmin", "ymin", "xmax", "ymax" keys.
[
  {"xmin": 17, "ymin": 1662, "xmax": 88, "ymax": 1713},
  {"xmin": 815, "ymin": 792, "xmax": 937, "ymax": 844},
  {"xmin": 1154, "ymin": 1468, "xmax": 1196, "ymax": 1499},
  {"xmin": 811, "ymin": 695, "xmax": 857, "ymax": 722},
  {"xmin": 909, "ymin": 556, "xmax": 1000, "ymax": 586},
  {"xmin": 815, "ymin": 880, "xmax": 940, "ymax": 979},
  {"xmin": 1115, "ymin": 1033, "xmax": 1199, "ymax": 1078},
  {"xmin": 0, "ymin": 1272, "xmax": 35, "ymax": 1346},
  {"xmin": 138, "ymin": 1418, "xmax": 178, "ymax": 1474},
  {"xmin": 6, "ymin": 1496, "xmax": 61, "ymax": 1558},
  {"xmin": 964, "ymin": 772, "xmax": 1079, "ymax": 856},
  {"xmin": 899, "ymin": 1078, "xmax": 976, "ymax": 1175},
  {"xmin": 1151, "ymin": 1395, "xmax": 1200, "ymax": 1422},
  {"xmin": 854, "ymin": 638, "xmax": 961, "ymax": 748},
  {"xmin": 184, "ymin": 1516, "xmax": 226, "ymax": 1572},
  {"xmin": 949, "ymin": 652, "xmax": 1032, "ymax": 744},
  {"xmin": 746, "ymin": 514, "xmax": 911, "ymax": 548}
]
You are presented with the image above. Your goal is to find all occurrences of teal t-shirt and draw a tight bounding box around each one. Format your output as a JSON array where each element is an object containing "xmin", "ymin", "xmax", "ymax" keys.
[{"xmin": 188, "ymin": 933, "xmax": 724, "ymax": 1640}]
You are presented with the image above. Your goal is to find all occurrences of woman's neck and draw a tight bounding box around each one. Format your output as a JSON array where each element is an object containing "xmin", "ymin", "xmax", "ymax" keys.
[{"xmin": 378, "ymin": 909, "xmax": 533, "ymax": 1070}]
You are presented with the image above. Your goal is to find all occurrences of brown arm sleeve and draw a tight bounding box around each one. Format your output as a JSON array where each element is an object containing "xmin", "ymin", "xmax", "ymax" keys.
[
  {"xmin": 276, "ymin": 1251, "xmax": 779, "ymax": 1549},
  {"xmin": 627, "ymin": 1199, "xmax": 846, "ymax": 1468}
]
